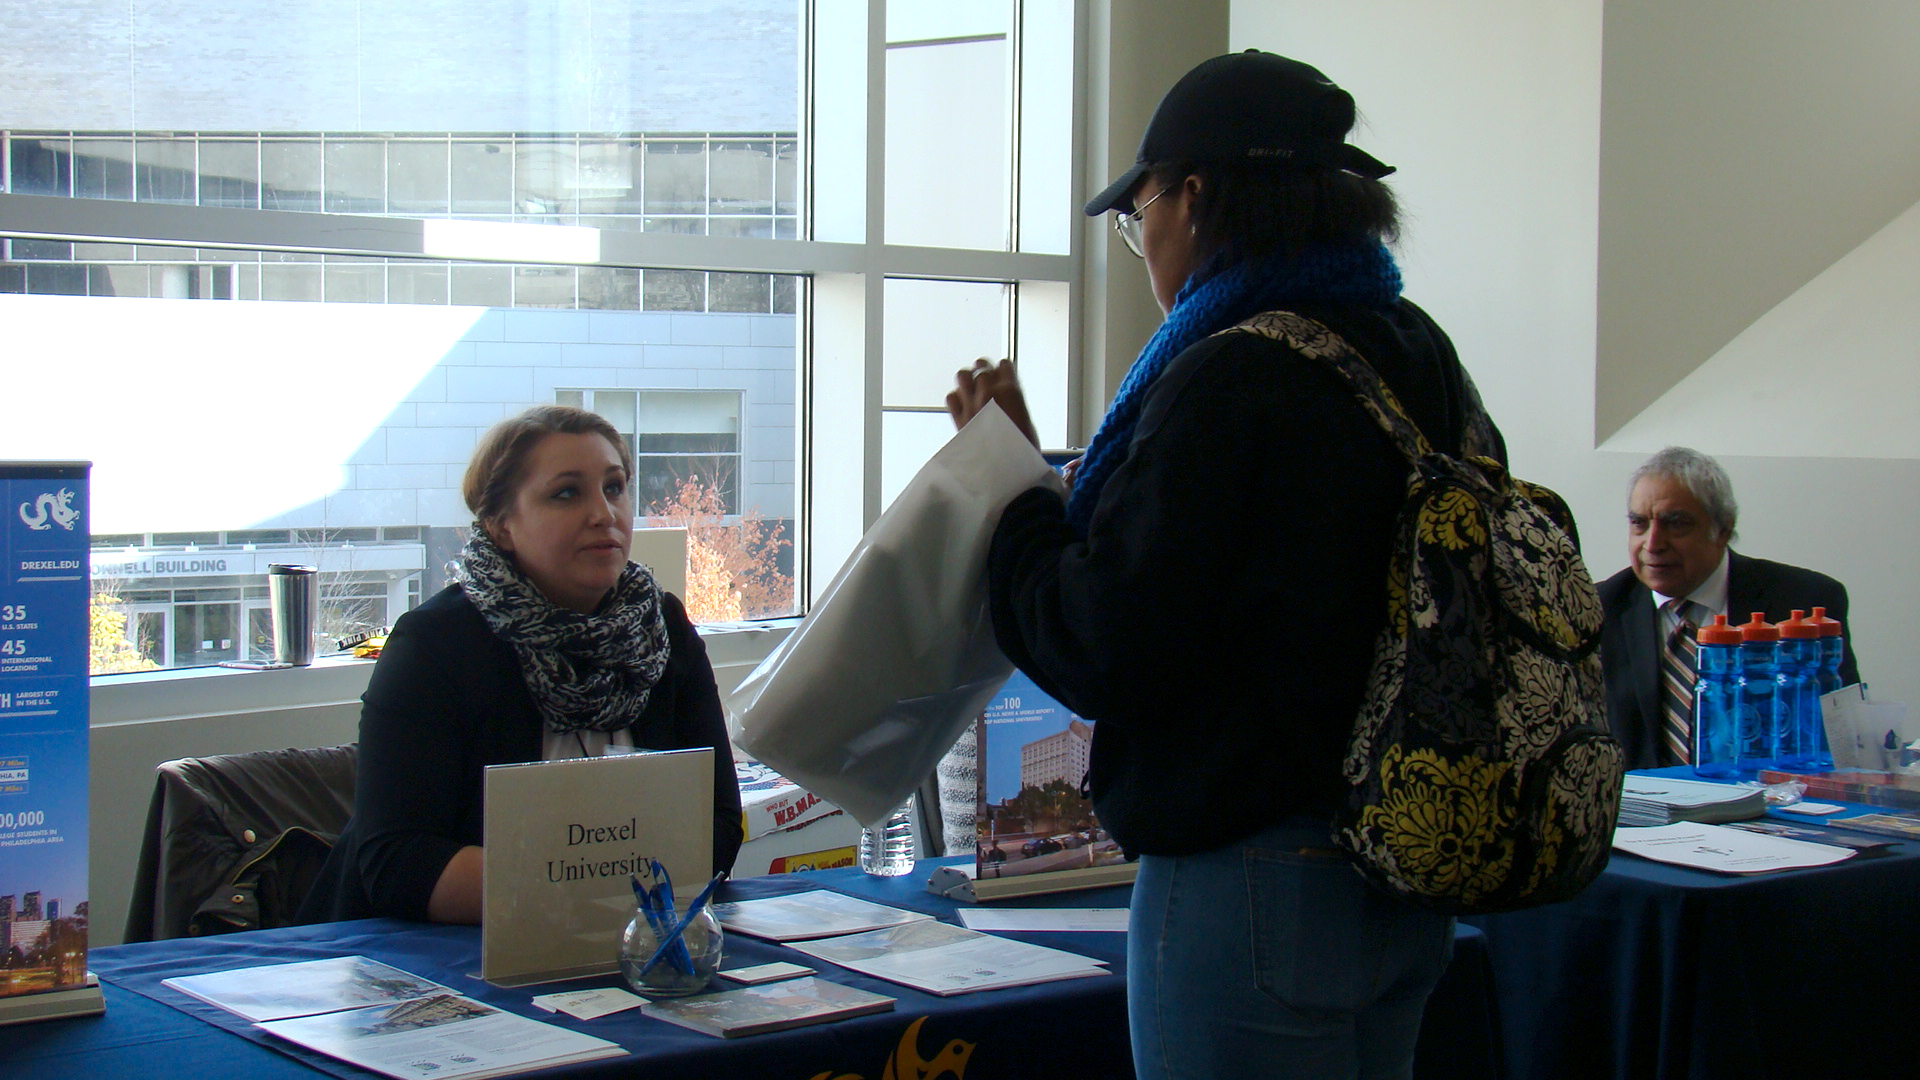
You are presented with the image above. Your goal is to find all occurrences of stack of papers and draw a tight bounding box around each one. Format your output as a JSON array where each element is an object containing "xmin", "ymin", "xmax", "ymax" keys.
[
  {"xmin": 709, "ymin": 890, "xmax": 934, "ymax": 942},
  {"xmin": 162, "ymin": 956, "xmax": 624, "ymax": 1079},
  {"xmin": 1618, "ymin": 774, "xmax": 1765, "ymax": 826},
  {"xmin": 784, "ymin": 918, "xmax": 1111, "ymax": 996}
]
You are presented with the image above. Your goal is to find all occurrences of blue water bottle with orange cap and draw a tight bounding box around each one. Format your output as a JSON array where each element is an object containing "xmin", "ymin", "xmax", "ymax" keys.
[
  {"xmin": 1773, "ymin": 611, "xmax": 1828, "ymax": 771},
  {"xmin": 1691, "ymin": 614, "xmax": 1744, "ymax": 779},
  {"xmin": 1808, "ymin": 606, "xmax": 1846, "ymax": 695},
  {"xmin": 1735, "ymin": 612, "xmax": 1781, "ymax": 772}
]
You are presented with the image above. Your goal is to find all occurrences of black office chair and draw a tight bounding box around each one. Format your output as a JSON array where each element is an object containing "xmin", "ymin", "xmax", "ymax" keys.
[{"xmin": 123, "ymin": 744, "xmax": 358, "ymax": 942}]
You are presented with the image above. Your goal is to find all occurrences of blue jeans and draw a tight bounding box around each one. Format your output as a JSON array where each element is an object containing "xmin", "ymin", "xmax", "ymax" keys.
[{"xmin": 1128, "ymin": 817, "xmax": 1455, "ymax": 1080}]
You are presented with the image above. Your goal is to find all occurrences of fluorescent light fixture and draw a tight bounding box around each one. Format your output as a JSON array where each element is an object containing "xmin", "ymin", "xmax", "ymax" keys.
[{"xmin": 421, "ymin": 219, "xmax": 601, "ymax": 264}]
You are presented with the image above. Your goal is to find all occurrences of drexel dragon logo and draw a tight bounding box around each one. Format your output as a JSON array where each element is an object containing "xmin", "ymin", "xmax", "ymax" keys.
[{"xmin": 18, "ymin": 488, "xmax": 80, "ymax": 531}]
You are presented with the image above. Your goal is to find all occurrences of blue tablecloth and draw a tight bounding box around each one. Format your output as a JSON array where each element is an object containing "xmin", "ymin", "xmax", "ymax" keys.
[
  {"xmin": 9, "ymin": 859, "xmax": 1498, "ymax": 1080},
  {"xmin": 1467, "ymin": 766, "xmax": 1920, "ymax": 1080}
]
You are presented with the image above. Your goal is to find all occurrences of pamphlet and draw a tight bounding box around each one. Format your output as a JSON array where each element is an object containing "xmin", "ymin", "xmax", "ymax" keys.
[
  {"xmin": 708, "ymin": 890, "xmax": 934, "ymax": 942},
  {"xmin": 639, "ymin": 976, "xmax": 895, "ymax": 1038},
  {"xmin": 162, "ymin": 956, "xmax": 455, "ymax": 1023},
  {"xmin": 784, "ymin": 917, "xmax": 1110, "ymax": 996},
  {"xmin": 1611, "ymin": 823, "xmax": 1857, "ymax": 873},
  {"xmin": 955, "ymin": 907, "xmax": 1129, "ymax": 933},
  {"xmin": 1824, "ymin": 812, "xmax": 1920, "ymax": 841},
  {"xmin": 258, "ymin": 994, "xmax": 625, "ymax": 1079},
  {"xmin": 717, "ymin": 961, "xmax": 816, "ymax": 985},
  {"xmin": 1721, "ymin": 819, "xmax": 1892, "ymax": 854},
  {"xmin": 528, "ymin": 986, "xmax": 646, "ymax": 1020},
  {"xmin": 163, "ymin": 956, "xmax": 626, "ymax": 1079}
]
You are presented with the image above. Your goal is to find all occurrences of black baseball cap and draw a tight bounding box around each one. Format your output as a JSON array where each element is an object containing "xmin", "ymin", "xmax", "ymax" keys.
[{"xmin": 1085, "ymin": 50, "xmax": 1394, "ymax": 217}]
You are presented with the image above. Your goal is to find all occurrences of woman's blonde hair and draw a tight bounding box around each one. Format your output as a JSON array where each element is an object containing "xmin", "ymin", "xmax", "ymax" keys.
[{"xmin": 462, "ymin": 405, "xmax": 633, "ymax": 528}]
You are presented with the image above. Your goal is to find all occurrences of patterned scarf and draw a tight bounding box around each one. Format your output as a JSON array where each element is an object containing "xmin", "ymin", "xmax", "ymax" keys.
[
  {"xmin": 1065, "ymin": 239, "xmax": 1404, "ymax": 535},
  {"xmin": 452, "ymin": 527, "xmax": 671, "ymax": 735}
]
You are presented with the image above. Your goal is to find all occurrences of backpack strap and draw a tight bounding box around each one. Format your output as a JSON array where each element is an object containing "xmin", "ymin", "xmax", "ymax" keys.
[{"xmin": 1215, "ymin": 310, "xmax": 1461, "ymax": 469}]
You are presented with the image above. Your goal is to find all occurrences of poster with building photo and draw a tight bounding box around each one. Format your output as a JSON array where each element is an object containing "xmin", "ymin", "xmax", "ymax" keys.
[
  {"xmin": 0, "ymin": 463, "xmax": 93, "ymax": 1006},
  {"xmin": 974, "ymin": 669, "xmax": 1124, "ymax": 880}
]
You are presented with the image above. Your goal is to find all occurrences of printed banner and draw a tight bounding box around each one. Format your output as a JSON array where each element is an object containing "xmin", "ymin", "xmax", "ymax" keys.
[{"xmin": 0, "ymin": 462, "xmax": 91, "ymax": 999}]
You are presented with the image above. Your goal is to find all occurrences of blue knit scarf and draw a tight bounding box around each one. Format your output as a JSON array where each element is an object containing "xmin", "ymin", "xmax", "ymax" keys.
[{"xmin": 1064, "ymin": 240, "xmax": 1404, "ymax": 535}]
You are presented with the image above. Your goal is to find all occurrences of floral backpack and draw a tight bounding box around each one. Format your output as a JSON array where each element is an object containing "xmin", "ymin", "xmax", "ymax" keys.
[{"xmin": 1229, "ymin": 311, "xmax": 1623, "ymax": 915}]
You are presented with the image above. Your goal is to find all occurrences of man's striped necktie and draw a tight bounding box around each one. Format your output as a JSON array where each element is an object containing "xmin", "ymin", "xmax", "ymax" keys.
[{"xmin": 1660, "ymin": 598, "xmax": 1702, "ymax": 766}]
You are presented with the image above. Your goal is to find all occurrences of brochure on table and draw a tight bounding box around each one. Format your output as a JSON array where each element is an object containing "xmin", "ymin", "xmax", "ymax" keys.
[
  {"xmin": 161, "ymin": 955, "xmax": 622, "ymax": 1079},
  {"xmin": 784, "ymin": 917, "xmax": 1111, "ymax": 997},
  {"xmin": 0, "ymin": 462, "xmax": 101, "ymax": 1025},
  {"xmin": 955, "ymin": 907, "xmax": 1130, "ymax": 933},
  {"xmin": 640, "ymin": 976, "xmax": 895, "ymax": 1038},
  {"xmin": 1611, "ymin": 822, "xmax": 1857, "ymax": 873},
  {"xmin": 259, "ymin": 993, "xmax": 624, "ymax": 1079},
  {"xmin": 482, "ymin": 748, "xmax": 712, "ymax": 986},
  {"xmin": 164, "ymin": 955, "xmax": 455, "ymax": 1022},
  {"xmin": 709, "ymin": 889, "xmax": 934, "ymax": 942},
  {"xmin": 960, "ymin": 668, "xmax": 1134, "ymax": 901}
]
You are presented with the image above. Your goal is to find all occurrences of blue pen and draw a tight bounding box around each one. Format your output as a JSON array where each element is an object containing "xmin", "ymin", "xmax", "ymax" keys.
[
  {"xmin": 637, "ymin": 872, "xmax": 729, "ymax": 977},
  {"xmin": 631, "ymin": 873, "xmax": 676, "ymax": 964},
  {"xmin": 650, "ymin": 858, "xmax": 676, "ymax": 910},
  {"xmin": 649, "ymin": 859, "xmax": 695, "ymax": 975}
]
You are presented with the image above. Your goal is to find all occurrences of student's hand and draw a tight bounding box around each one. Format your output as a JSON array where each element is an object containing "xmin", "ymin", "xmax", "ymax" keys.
[
  {"xmin": 1059, "ymin": 454, "xmax": 1085, "ymax": 490},
  {"xmin": 946, "ymin": 357, "xmax": 1040, "ymax": 449}
]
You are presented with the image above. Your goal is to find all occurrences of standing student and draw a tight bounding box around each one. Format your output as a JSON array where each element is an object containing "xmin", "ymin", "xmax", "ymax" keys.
[
  {"xmin": 946, "ymin": 51, "xmax": 1496, "ymax": 1079},
  {"xmin": 301, "ymin": 405, "xmax": 742, "ymax": 925}
]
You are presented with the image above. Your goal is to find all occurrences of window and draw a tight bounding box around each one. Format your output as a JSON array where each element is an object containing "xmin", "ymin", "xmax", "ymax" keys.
[
  {"xmin": 1, "ymin": 0, "xmax": 1081, "ymax": 671},
  {"xmin": 558, "ymin": 390, "xmax": 751, "ymax": 517}
]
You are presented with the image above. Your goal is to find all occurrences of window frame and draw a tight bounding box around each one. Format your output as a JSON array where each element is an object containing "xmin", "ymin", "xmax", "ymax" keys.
[{"xmin": 0, "ymin": 0, "xmax": 1087, "ymax": 686}]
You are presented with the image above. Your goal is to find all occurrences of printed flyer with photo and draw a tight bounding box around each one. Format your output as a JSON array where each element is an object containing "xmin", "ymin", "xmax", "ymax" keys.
[{"xmin": 973, "ymin": 669, "xmax": 1125, "ymax": 882}]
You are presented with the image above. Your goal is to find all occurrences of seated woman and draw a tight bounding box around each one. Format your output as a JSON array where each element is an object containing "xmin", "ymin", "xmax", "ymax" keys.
[{"xmin": 301, "ymin": 405, "xmax": 743, "ymax": 924}]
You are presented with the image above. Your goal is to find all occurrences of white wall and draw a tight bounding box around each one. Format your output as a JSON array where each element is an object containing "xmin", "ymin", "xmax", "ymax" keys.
[
  {"xmin": 0, "ymin": 296, "xmax": 797, "ymax": 531},
  {"xmin": 1232, "ymin": 0, "xmax": 1916, "ymax": 711}
]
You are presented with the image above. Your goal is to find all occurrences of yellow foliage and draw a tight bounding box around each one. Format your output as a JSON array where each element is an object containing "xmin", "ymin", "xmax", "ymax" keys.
[
  {"xmin": 683, "ymin": 536, "xmax": 745, "ymax": 623},
  {"xmin": 90, "ymin": 594, "xmax": 159, "ymax": 674},
  {"xmin": 644, "ymin": 476, "xmax": 794, "ymax": 623}
]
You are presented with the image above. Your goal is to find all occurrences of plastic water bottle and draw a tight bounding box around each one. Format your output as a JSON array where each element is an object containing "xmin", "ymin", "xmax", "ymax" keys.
[
  {"xmin": 1735, "ymin": 612, "xmax": 1780, "ymax": 773},
  {"xmin": 1775, "ymin": 611, "xmax": 1831, "ymax": 771},
  {"xmin": 1809, "ymin": 606, "xmax": 1846, "ymax": 695},
  {"xmin": 1691, "ymin": 615, "xmax": 1744, "ymax": 779},
  {"xmin": 858, "ymin": 795, "xmax": 916, "ymax": 877}
]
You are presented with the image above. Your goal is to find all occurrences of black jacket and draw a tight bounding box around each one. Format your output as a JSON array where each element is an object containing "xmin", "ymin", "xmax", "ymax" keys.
[
  {"xmin": 300, "ymin": 585, "xmax": 742, "ymax": 923},
  {"xmin": 988, "ymin": 299, "xmax": 1501, "ymax": 857},
  {"xmin": 1597, "ymin": 551, "xmax": 1861, "ymax": 770}
]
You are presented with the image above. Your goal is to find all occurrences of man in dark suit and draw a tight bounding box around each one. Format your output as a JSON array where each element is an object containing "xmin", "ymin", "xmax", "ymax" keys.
[{"xmin": 1598, "ymin": 447, "xmax": 1861, "ymax": 769}]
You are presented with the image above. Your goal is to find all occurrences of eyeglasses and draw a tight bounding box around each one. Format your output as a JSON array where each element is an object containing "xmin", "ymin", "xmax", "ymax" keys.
[{"xmin": 1112, "ymin": 184, "xmax": 1172, "ymax": 258}]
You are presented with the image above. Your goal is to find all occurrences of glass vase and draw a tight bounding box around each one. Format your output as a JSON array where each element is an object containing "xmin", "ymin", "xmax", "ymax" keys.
[{"xmin": 617, "ymin": 902, "xmax": 724, "ymax": 997}]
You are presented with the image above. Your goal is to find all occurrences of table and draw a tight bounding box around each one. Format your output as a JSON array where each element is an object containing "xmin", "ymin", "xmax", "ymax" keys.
[
  {"xmin": 1467, "ymin": 767, "xmax": 1920, "ymax": 1080},
  {"xmin": 8, "ymin": 859, "xmax": 1497, "ymax": 1080}
]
